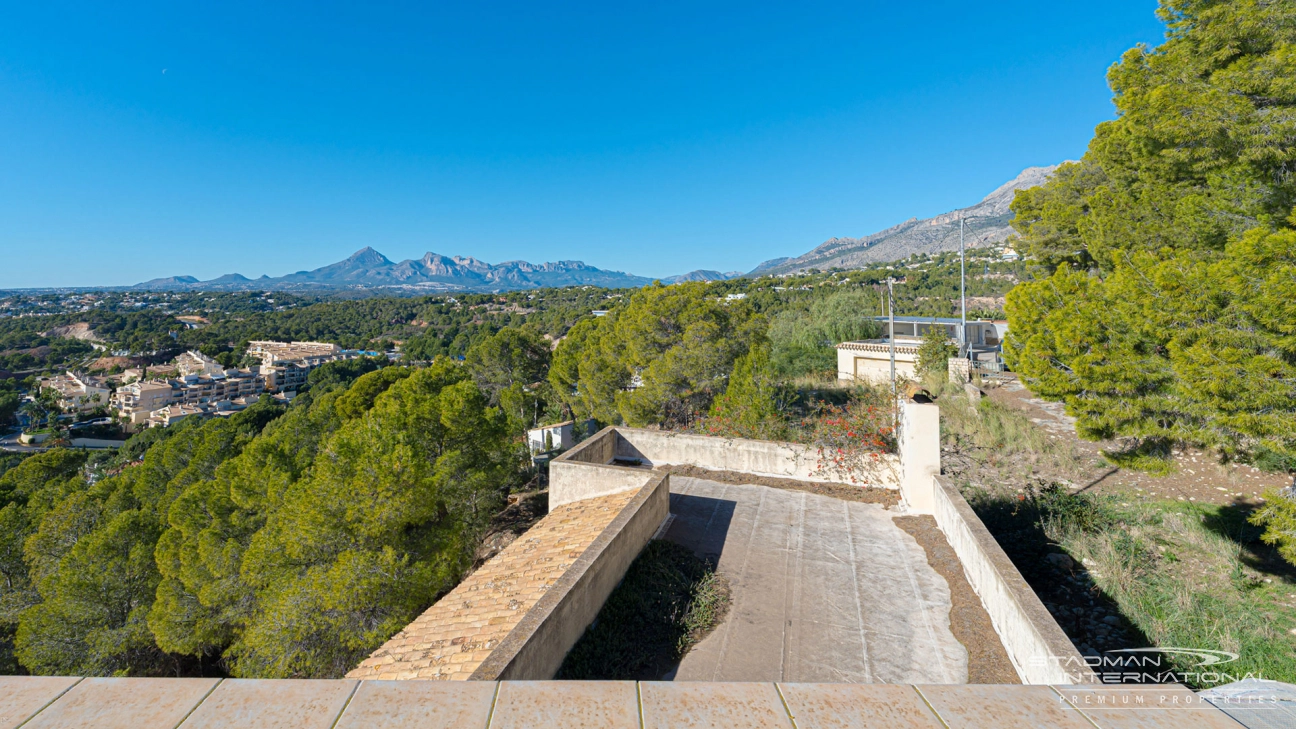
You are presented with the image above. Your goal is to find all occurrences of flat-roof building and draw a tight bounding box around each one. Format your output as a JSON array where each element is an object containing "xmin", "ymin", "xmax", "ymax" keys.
[
  {"xmin": 247, "ymin": 340, "xmax": 372, "ymax": 392},
  {"xmin": 39, "ymin": 372, "xmax": 110, "ymax": 413}
]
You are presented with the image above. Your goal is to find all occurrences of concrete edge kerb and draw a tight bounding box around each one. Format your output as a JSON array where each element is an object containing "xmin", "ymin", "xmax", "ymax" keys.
[
  {"xmin": 932, "ymin": 475, "xmax": 1096, "ymax": 685},
  {"xmin": 468, "ymin": 471, "xmax": 669, "ymax": 680}
]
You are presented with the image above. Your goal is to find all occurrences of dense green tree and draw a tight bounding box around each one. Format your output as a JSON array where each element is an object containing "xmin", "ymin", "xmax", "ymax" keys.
[
  {"xmin": 551, "ymin": 283, "xmax": 763, "ymax": 428},
  {"xmin": 767, "ymin": 290, "xmax": 882, "ymax": 377},
  {"xmin": 466, "ymin": 327, "xmax": 550, "ymax": 397},
  {"xmin": 549, "ymin": 317, "xmax": 626, "ymax": 425},
  {"xmin": 466, "ymin": 327, "xmax": 552, "ymax": 430},
  {"xmin": 0, "ymin": 451, "xmax": 87, "ymax": 673},
  {"xmin": 704, "ymin": 344, "xmax": 790, "ymax": 439},
  {"xmin": 916, "ymin": 323, "xmax": 958, "ymax": 377},
  {"xmin": 227, "ymin": 362, "xmax": 512, "ymax": 677},
  {"xmin": 12, "ymin": 400, "xmax": 282, "ymax": 675},
  {"xmin": 1005, "ymin": 0, "xmax": 1296, "ymax": 469},
  {"xmin": 149, "ymin": 388, "xmax": 356, "ymax": 663},
  {"xmin": 0, "ymin": 389, "xmax": 20, "ymax": 426}
]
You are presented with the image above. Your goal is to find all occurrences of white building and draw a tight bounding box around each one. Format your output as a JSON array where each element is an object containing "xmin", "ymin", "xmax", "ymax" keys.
[
  {"xmin": 112, "ymin": 380, "xmax": 179, "ymax": 427},
  {"xmin": 528, "ymin": 421, "xmax": 575, "ymax": 454},
  {"xmin": 247, "ymin": 341, "xmax": 370, "ymax": 393},
  {"xmin": 39, "ymin": 372, "xmax": 111, "ymax": 413},
  {"xmin": 836, "ymin": 339, "xmax": 921, "ymax": 384},
  {"xmin": 175, "ymin": 350, "xmax": 225, "ymax": 377},
  {"xmin": 526, "ymin": 419, "xmax": 598, "ymax": 454},
  {"xmin": 112, "ymin": 367, "xmax": 264, "ymax": 428},
  {"xmin": 837, "ymin": 317, "xmax": 1010, "ymax": 384},
  {"xmin": 147, "ymin": 403, "xmax": 209, "ymax": 428}
]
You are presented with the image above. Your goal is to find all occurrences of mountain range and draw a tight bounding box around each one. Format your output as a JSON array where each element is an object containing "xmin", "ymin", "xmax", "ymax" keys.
[
  {"xmin": 132, "ymin": 250, "xmax": 749, "ymax": 293},
  {"xmin": 747, "ymin": 163, "xmax": 1068, "ymax": 275},
  {"xmin": 126, "ymin": 164, "xmax": 1061, "ymax": 293}
]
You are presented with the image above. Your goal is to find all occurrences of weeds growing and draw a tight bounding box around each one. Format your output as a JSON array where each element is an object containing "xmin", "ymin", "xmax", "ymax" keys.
[{"xmin": 556, "ymin": 541, "xmax": 730, "ymax": 680}]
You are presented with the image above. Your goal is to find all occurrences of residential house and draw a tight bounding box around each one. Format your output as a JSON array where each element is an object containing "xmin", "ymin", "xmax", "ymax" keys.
[{"xmin": 39, "ymin": 372, "xmax": 110, "ymax": 413}]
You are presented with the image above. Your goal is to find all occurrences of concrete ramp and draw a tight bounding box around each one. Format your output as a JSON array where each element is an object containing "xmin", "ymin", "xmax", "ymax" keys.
[{"xmin": 665, "ymin": 477, "xmax": 968, "ymax": 683}]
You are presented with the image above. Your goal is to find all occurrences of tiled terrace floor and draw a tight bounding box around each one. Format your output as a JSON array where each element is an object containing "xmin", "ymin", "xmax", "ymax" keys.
[
  {"xmin": 346, "ymin": 488, "xmax": 640, "ymax": 680},
  {"xmin": 664, "ymin": 477, "xmax": 968, "ymax": 683},
  {"xmin": 0, "ymin": 677, "xmax": 1246, "ymax": 728}
]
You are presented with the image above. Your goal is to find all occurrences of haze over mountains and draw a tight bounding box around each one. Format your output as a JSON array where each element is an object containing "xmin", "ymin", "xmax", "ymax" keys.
[{"xmin": 122, "ymin": 164, "xmax": 1061, "ymax": 294}]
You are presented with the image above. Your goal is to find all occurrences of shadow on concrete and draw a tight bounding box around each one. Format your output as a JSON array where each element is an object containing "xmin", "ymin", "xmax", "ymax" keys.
[{"xmin": 663, "ymin": 493, "xmax": 738, "ymax": 565}]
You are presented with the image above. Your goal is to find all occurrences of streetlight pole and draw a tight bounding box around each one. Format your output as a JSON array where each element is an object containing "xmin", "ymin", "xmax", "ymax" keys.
[
  {"xmin": 887, "ymin": 277, "xmax": 896, "ymax": 398},
  {"xmin": 960, "ymin": 215, "xmax": 967, "ymax": 358}
]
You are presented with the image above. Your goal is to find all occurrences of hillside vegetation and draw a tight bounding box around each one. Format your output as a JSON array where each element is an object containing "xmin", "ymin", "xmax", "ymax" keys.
[
  {"xmin": 1000, "ymin": 0, "xmax": 1296, "ymax": 554},
  {"xmin": 0, "ymin": 360, "xmax": 519, "ymax": 677}
]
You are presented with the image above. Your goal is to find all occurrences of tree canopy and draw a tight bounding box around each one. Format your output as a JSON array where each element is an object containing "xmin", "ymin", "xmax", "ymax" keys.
[
  {"xmin": 0, "ymin": 360, "xmax": 518, "ymax": 677},
  {"xmin": 1004, "ymin": 0, "xmax": 1296, "ymax": 468},
  {"xmin": 550, "ymin": 283, "xmax": 763, "ymax": 428}
]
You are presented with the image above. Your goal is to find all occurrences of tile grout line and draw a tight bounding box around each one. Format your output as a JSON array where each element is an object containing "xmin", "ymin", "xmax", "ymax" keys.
[
  {"xmin": 1047, "ymin": 685, "xmax": 1102, "ymax": 728},
  {"xmin": 773, "ymin": 682, "xmax": 800, "ymax": 729},
  {"xmin": 912, "ymin": 685, "xmax": 951, "ymax": 729},
  {"xmin": 171, "ymin": 677, "xmax": 224, "ymax": 729},
  {"xmin": 14, "ymin": 676, "xmax": 85, "ymax": 729},
  {"xmin": 326, "ymin": 680, "xmax": 362, "ymax": 729},
  {"xmin": 483, "ymin": 681, "xmax": 502, "ymax": 729}
]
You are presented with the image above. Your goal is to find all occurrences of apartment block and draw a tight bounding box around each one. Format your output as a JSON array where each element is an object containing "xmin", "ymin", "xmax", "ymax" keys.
[
  {"xmin": 175, "ymin": 350, "xmax": 225, "ymax": 377},
  {"xmin": 112, "ymin": 380, "xmax": 179, "ymax": 426},
  {"xmin": 112, "ymin": 367, "xmax": 265, "ymax": 428},
  {"xmin": 248, "ymin": 340, "xmax": 371, "ymax": 393},
  {"xmin": 39, "ymin": 372, "xmax": 111, "ymax": 412}
]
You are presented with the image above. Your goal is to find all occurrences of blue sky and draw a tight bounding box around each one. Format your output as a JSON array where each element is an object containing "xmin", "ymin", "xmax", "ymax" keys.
[{"xmin": 1, "ymin": 1, "xmax": 1166, "ymax": 288}]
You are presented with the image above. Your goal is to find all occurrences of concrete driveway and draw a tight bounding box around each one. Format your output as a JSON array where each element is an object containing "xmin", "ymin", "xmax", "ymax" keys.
[{"xmin": 663, "ymin": 476, "xmax": 968, "ymax": 684}]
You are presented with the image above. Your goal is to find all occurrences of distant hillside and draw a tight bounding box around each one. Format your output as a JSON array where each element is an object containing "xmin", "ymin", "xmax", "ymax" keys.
[
  {"xmin": 748, "ymin": 164, "xmax": 1068, "ymax": 275},
  {"xmin": 662, "ymin": 270, "xmax": 744, "ymax": 284},
  {"xmin": 131, "ymin": 248, "xmax": 657, "ymax": 293}
]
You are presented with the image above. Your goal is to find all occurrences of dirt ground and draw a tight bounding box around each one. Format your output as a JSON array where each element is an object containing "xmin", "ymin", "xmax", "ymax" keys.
[
  {"xmin": 948, "ymin": 375, "xmax": 1294, "ymax": 660},
  {"xmin": 983, "ymin": 376, "xmax": 1292, "ymax": 506},
  {"xmin": 89, "ymin": 356, "xmax": 142, "ymax": 372},
  {"xmin": 894, "ymin": 514, "xmax": 1020, "ymax": 684},
  {"xmin": 657, "ymin": 464, "xmax": 901, "ymax": 508},
  {"xmin": 472, "ymin": 490, "xmax": 549, "ymax": 568}
]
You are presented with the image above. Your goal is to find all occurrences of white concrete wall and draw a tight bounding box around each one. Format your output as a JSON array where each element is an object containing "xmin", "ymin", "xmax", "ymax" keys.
[
  {"xmin": 836, "ymin": 348, "xmax": 917, "ymax": 384},
  {"xmin": 898, "ymin": 401, "xmax": 941, "ymax": 514},
  {"xmin": 929, "ymin": 475, "xmax": 1095, "ymax": 685},
  {"xmin": 548, "ymin": 461, "xmax": 655, "ymax": 507},
  {"xmin": 615, "ymin": 427, "xmax": 901, "ymax": 489}
]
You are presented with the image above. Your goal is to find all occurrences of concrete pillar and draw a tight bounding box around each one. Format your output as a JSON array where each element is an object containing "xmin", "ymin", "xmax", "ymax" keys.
[{"xmin": 900, "ymin": 400, "xmax": 941, "ymax": 514}]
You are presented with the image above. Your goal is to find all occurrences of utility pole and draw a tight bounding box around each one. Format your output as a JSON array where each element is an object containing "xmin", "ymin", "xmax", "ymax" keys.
[
  {"xmin": 960, "ymin": 214, "xmax": 967, "ymax": 358},
  {"xmin": 887, "ymin": 277, "xmax": 896, "ymax": 398}
]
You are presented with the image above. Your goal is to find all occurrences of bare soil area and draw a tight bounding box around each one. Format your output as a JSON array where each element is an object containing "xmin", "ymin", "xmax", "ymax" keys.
[
  {"xmin": 89, "ymin": 356, "xmax": 142, "ymax": 372},
  {"xmin": 981, "ymin": 376, "xmax": 1291, "ymax": 506}
]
